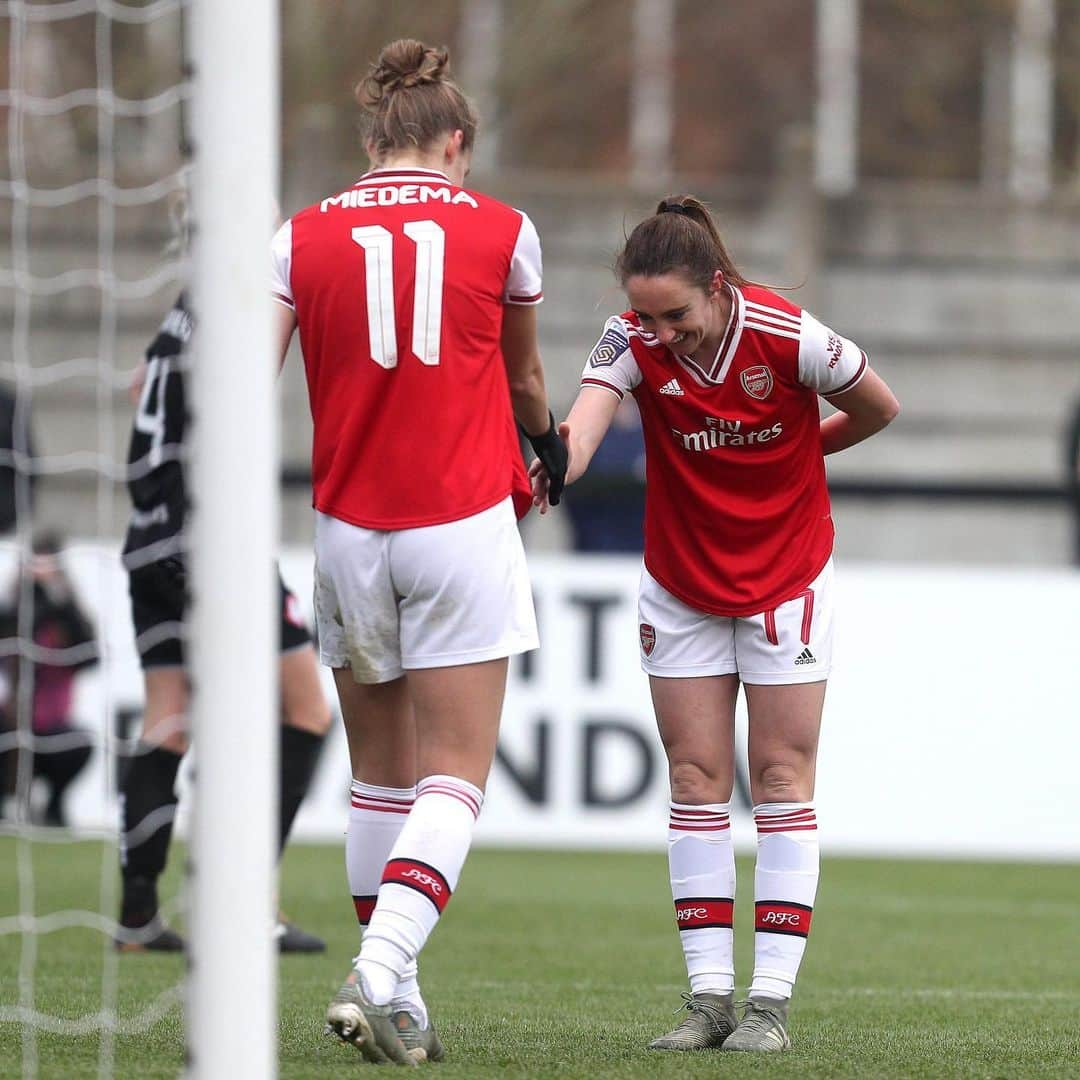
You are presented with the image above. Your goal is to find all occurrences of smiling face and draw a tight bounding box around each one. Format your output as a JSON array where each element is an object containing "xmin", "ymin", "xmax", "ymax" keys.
[{"xmin": 625, "ymin": 270, "xmax": 727, "ymax": 356}]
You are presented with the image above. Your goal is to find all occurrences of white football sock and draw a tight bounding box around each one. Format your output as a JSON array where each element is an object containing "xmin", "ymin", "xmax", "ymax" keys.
[
  {"xmin": 356, "ymin": 774, "xmax": 483, "ymax": 1006},
  {"xmin": 750, "ymin": 802, "xmax": 819, "ymax": 1001},
  {"xmin": 347, "ymin": 781, "xmax": 426, "ymax": 1025},
  {"xmin": 668, "ymin": 801, "xmax": 735, "ymax": 995},
  {"xmin": 347, "ymin": 780, "xmax": 414, "ymax": 930}
]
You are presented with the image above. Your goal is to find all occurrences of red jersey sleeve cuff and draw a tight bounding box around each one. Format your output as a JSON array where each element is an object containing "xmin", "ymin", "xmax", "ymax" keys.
[
  {"xmin": 271, "ymin": 291, "xmax": 295, "ymax": 310},
  {"xmin": 505, "ymin": 290, "xmax": 543, "ymax": 305},
  {"xmin": 822, "ymin": 349, "xmax": 868, "ymax": 397},
  {"xmin": 581, "ymin": 377, "xmax": 624, "ymax": 399}
]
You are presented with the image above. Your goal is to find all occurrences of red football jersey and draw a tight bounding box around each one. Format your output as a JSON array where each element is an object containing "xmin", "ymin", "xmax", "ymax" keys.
[
  {"xmin": 271, "ymin": 168, "xmax": 542, "ymax": 530},
  {"xmin": 581, "ymin": 284, "xmax": 868, "ymax": 616}
]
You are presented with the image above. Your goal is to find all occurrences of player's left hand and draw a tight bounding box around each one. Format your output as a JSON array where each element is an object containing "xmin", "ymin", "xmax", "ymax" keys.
[
  {"xmin": 523, "ymin": 411, "xmax": 568, "ymax": 508},
  {"xmin": 528, "ymin": 421, "xmax": 571, "ymax": 514}
]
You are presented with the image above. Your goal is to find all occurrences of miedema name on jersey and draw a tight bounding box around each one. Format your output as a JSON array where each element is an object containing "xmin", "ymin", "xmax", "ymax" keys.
[{"xmin": 320, "ymin": 185, "xmax": 480, "ymax": 213}]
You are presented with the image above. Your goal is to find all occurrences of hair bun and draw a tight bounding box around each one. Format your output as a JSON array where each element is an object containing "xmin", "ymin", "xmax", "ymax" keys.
[
  {"xmin": 364, "ymin": 39, "xmax": 449, "ymax": 104},
  {"xmin": 355, "ymin": 38, "xmax": 477, "ymax": 159}
]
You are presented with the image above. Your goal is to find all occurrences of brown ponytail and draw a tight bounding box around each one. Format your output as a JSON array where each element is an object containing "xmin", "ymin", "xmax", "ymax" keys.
[
  {"xmin": 356, "ymin": 39, "xmax": 478, "ymax": 161},
  {"xmin": 616, "ymin": 195, "xmax": 752, "ymax": 291}
]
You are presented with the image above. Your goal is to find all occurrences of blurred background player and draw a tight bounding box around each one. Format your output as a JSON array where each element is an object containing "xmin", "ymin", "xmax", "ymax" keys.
[
  {"xmin": 272, "ymin": 38, "xmax": 567, "ymax": 1064},
  {"xmin": 0, "ymin": 379, "xmax": 37, "ymax": 538},
  {"xmin": 118, "ymin": 284, "xmax": 332, "ymax": 953},
  {"xmin": 0, "ymin": 532, "xmax": 96, "ymax": 827},
  {"xmin": 533, "ymin": 195, "xmax": 898, "ymax": 1052}
]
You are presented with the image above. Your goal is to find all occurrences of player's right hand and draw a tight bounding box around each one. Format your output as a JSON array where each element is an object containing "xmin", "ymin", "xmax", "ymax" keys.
[{"xmin": 528, "ymin": 457, "xmax": 550, "ymax": 513}]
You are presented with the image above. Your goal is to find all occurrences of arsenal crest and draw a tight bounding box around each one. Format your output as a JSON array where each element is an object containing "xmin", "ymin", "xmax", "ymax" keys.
[
  {"xmin": 639, "ymin": 623, "xmax": 656, "ymax": 656},
  {"xmin": 740, "ymin": 364, "xmax": 774, "ymax": 400}
]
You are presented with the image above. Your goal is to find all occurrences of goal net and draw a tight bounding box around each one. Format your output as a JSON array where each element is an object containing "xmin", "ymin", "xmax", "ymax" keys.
[{"xmin": 0, "ymin": 1, "xmax": 279, "ymax": 1076}]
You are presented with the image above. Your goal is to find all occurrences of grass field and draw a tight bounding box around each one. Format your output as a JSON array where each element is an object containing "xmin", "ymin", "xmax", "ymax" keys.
[{"xmin": 1, "ymin": 839, "xmax": 1078, "ymax": 1079}]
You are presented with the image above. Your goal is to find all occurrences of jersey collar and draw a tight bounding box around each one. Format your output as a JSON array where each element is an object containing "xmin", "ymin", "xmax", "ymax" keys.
[
  {"xmin": 356, "ymin": 167, "xmax": 452, "ymax": 185},
  {"xmin": 674, "ymin": 282, "xmax": 744, "ymax": 386}
]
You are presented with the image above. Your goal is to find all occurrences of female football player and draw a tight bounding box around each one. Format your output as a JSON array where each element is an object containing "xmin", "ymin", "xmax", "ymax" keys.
[
  {"xmin": 272, "ymin": 39, "xmax": 566, "ymax": 1064},
  {"xmin": 532, "ymin": 195, "xmax": 898, "ymax": 1053},
  {"xmin": 120, "ymin": 218, "xmax": 331, "ymax": 955}
]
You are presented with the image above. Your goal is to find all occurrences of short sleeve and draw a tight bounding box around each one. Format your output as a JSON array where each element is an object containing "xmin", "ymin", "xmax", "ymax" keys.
[
  {"xmin": 579, "ymin": 316, "xmax": 643, "ymax": 399},
  {"xmin": 798, "ymin": 310, "xmax": 868, "ymax": 396},
  {"xmin": 270, "ymin": 220, "xmax": 294, "ymax": 310},
  {"xmin": 504, "ymin": 211, "xmax": 543, "ymax": 305}
]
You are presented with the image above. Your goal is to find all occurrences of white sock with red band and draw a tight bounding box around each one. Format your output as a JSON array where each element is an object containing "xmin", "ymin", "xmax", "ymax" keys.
[
  {"xmin": 347, "ymin": 781, "xmax": 426, "ymax": 1023},
  {"xmin": 750, "ymin": 801, "xmax": 819, "ymax": 1001},
  {"xmin": 355, "ymin": 774, "xmax": 483, "ymax": 1006},
  {"xmin": 668, "ymin": 801, "xmax": 736, "ymax": 995},
  {"xmin": 347, "ymin": 781, "xmax": 414, "ymax": 931}
]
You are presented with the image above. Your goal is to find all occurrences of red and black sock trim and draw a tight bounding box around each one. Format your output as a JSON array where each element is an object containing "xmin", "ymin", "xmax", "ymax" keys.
[
  {"xmin": 754, "ymin": 900, "xmax": 813, "ymax": 938},
  {"xmin": 754, "ymin": 806, "xmax": 817, "ymax": 833},
  {"xmin": 352, "ymin": 895, "xmax": 376, "ymax": 925},
  {"xmin": 381, "ymin": 858, "xmax": 451, "ymax": 913},
  {"xmin": 674, "ymin": 897, "xmax": 734, "ymax": 931},
  {"xmin": 668, "ymin": 806, "xmax": 731, "ymax": 832}
]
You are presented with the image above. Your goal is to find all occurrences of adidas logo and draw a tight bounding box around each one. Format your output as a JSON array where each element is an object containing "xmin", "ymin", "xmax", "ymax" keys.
[
  {"xmin": 794, "ymin": 647, "xmax": 816, "ymax": 665},
  {"xmin": 659, "ymin": 378, "xmax": 684, "ymax": 396}
]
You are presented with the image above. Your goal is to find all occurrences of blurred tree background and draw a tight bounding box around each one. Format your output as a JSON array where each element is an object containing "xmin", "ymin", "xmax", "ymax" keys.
[
  {"xmin": 1, "ymin": 1, "xmax": 1076, "ymax": 193},
  {"xmin": 273, "ymin": 0, "xmax": 1079, "ymax": 189}
]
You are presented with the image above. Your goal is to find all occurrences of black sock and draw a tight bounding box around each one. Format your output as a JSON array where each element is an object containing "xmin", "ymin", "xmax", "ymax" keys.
[
  {"xmin": 278, "ymin": 725, "xmax": 325, "ymax": 854},
  {"xmin": 119, "ymin": 743, "xmax": 182, "ymax": 925}
]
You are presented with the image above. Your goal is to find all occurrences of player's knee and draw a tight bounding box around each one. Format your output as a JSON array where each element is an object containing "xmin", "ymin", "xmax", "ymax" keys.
[
  {"xmin": 668, "ymin": 758, "xmax": 727, "ymax": 804},
  {"xmin": 753, "ymin": 762, "xmax": 810, "ymax": 803},
  {"xmin": 282, "ymin": 704, "xmax": 332, "ymax": 737},
  {"xmin": 139, "ymin": 711, "xmax": 188, "ymax": 755},
  {"xmin": 143, "ymin": 726, "xmax": 188, "ymax": 756}
]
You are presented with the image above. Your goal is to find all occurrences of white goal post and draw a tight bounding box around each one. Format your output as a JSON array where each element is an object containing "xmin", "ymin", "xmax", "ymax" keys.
[{"xmin": 186, "ymin": 1, "xmax": 279, "ymax": 1076}]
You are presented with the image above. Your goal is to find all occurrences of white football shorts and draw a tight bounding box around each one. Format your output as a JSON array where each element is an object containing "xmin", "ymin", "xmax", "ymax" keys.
[
  {"xmin": 314, "ymin": 497, "xmax": 538, "ymax": 684},
  {"xmin": 638, "ymin": 559, "xmax": 834, "ymax": 685}
]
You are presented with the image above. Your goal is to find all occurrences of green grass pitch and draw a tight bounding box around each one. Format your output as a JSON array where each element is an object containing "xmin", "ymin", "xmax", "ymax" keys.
[{"xmin": 1, "ymin": 839, "xmax": 1078, "ymax": 1078}]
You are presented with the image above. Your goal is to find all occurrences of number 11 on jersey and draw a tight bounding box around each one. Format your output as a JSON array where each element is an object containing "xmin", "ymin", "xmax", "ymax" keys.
[{"xmin": 351, "ymin": 220, "xmax": 445, "ymax": 369}]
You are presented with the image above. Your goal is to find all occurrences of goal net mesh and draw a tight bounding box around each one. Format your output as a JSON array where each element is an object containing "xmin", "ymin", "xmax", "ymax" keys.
[{"xmin": 1, "ymin": 1, "xmax": 190, "ymax": 1075}]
